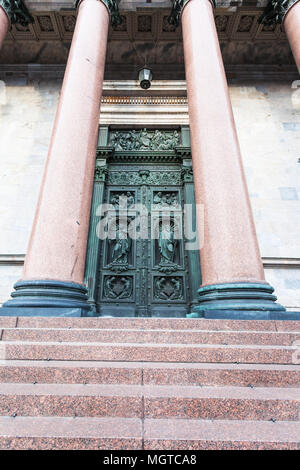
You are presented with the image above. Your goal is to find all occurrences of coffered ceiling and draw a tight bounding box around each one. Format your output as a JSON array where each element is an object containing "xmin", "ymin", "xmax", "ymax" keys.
[{"xmin": 0, "ymin": 3, "xmax": 296, "ymax": 79}]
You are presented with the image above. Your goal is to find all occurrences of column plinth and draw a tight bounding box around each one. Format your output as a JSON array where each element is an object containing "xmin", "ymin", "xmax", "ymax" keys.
[
  {"xmin": 179, "ymin": 0, "xmax": 284, "ymax": 318},
  {"xmin": 2, "ymin": 0, "xmax": 110, "ymax": 317}
]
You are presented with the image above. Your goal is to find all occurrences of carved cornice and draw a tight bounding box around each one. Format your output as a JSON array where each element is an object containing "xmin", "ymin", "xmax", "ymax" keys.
[
  {"xmin": 175, "ymin": 146, "xmax": 191, "ymax": 158},
  {"xmin": 106, "ymin": 151, "xmax": 182, "ymax": 164},
  {"xmin": 259, "ymin": 0, "xmax": 299, "ymax": 25},
  {"xmin": 168, "ymin": 0, "xmax": 216, "ymax": 27},
  {"xmin": 75, "ymin": 0, "xmax": 121, "ymax": 26},
  {"xmin": 96, "ymin": 146, "xmax": 114, "ymax": 158},
  {"xmin": 1, "ymin": 9, "xmax": 293, "ymax": 44},
  {"xmin": 0, "ymin": 0, "xmax": 34, "ymax": 26}
]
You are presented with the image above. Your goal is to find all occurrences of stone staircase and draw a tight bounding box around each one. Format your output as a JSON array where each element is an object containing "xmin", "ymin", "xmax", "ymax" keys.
[{"xmin": 0, "ymin": 316, "xmax": 299, "ymax": 450}]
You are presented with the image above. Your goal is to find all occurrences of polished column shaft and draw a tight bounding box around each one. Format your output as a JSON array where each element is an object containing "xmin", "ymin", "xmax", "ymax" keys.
[
  {"xmin": 23, "ymin": 0, "xmax": 109, "ymax": 284},
  {"xmin": 2, "ymin": 0, "xmax": 110, "ymax": 315},
  {"xmin": 0, "ymin": 6, "xmax": 9, "ymax": 49},
  {"xmin": 181, "ymin": 0, "xmax": 284, "ymax": 316}
]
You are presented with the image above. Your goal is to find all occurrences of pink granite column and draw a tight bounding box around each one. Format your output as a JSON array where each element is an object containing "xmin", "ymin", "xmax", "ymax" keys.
[
  {"xmin": 283, "ymin": 1, "xmax": 300, "ymax": 73},
  {"xmin": 182, "ymin": 0, "xmax": 264, "ymax": 286},
  {"xmin": 0, "ymin": 6, "xmax": 9, "ymax": 49},
  {"xmin": 181, "ymin": 0, "xmax": 284, "ymax": 315},
  {"xmin": 22, "ymin": 0, "xmax": 109, "ymax": 285}
]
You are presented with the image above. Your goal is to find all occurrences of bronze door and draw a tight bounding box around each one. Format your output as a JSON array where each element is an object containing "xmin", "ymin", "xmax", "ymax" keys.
[{"xmin": 96, "ymin": 164, "xmax": 191, "ymax": 317}]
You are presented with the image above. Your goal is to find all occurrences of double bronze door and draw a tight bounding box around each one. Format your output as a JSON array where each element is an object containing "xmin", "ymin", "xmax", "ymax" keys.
[{"xmin": 96, "ymin": 164, "xmax": 192, "ymax": 317}]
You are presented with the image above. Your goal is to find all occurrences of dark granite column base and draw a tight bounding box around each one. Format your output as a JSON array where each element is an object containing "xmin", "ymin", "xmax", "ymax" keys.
[
  {"xmin": 188, "ymin": 282, "xmax": 287, "ymax": 319},
  {"xmin": 0, "ymin": 280, "xmax": 93, "ymax": 317}
]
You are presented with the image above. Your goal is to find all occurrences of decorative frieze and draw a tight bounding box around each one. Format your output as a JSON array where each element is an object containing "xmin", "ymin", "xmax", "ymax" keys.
[
  {"xmin": 154, "ymin": 276, "xmax": 184, "ymax": 301},
  {"xmin": 101, "ymin": 96, "xmax": 188, "ymax": 105},
  {"xmin": 107, "ymin": 170, "xmax": 182, "ymax": 186},
  {"xmin": 137, "ymin": 14, "xmax": 151, "ymax": 32},
  {"xmin": 109, "ymin": 129, "xmax": 180, "ymax": 151},
  {"xmin": 0, "ymin": 0, "xmax": 34, "ymax": 26},
  {"xmin": 237, "ymin": 14, "xmax": 255, "ymax": 32},
  {"xmin": 259, "ymin": 0, "xmax": 299, "ymax": 25},
  {"xmin": 3, "ymin": 8, "xmax": 288, "ymax": 42}
]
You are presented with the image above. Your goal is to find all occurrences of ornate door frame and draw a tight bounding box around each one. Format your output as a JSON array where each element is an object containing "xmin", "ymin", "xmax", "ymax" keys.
[{"xmin": 84, "ymin": 125, "xmax": 201, "ymax": 317}]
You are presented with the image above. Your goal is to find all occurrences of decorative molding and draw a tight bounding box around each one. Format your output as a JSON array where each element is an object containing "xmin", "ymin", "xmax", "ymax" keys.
[
  {"xmin": 259, "ymin": 0, "xmax": 299, "ymax": 25},
  {"xmin": 103, "ymin": 275, "xmax": 133, "ymax": 300},
  {"xmin": 107, "ymin": 169, "xmax": 182, "ymax": 185},
  {"xmin": 96, "ymin": 146, "xmax": 114, "ymax": 159},
  {"xmin": 101, "ymin": 96, "xmax": 188, "ymax": 105},
  {"xmin": 2, "ymin": 254, "xmax": 300, "ymax": 269},
  {"xmin": 75, "ymin": 0, "xmax": 121, "ymax": 26},
  {"xmin": 0, "ymin": 0, "xmax": 34, "ymax": 26},
  {"xmin": 168, "ymin": 0, "xmax": 216, "ymax": 27},
  {"xmin": 2, "ymin": 8, "xmax": 290, "ymax": 43},
  {"xmin": 181, "ymin": 166, "xmax": 193, "ymax": 182},
  {"xmin": 105, "ymin": 151, "xmax": 183, "ymax": 164},
  {"xmin": 176, "ymin": 146, "xmax": 192, "ymax": 158}
]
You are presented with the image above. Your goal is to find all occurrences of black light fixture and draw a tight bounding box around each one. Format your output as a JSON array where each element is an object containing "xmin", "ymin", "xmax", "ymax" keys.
[{"xmin": 138, "ymin": 67, "xmax": 153, "ymax": 89}]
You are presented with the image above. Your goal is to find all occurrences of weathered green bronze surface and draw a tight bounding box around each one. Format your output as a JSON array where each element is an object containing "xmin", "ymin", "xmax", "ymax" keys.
[
  {"xmin": 0, "ymin": 0, "xmax": 33, "ymax": 26},
  {"xmin": 259, "ymin": 0, "xmax": 299, "ymax": 25},
  {"xmin": 84, "ymin": 126, "xmax": 201, "ymax": 317},
  {"xmin": 109, "ymin": 129, "xmax": 180, "ymax": 151}
]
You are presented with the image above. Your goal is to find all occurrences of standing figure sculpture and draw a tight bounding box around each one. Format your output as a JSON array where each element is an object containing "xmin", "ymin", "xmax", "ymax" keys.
[
  {"xmin": 158, "ymin": 221, "xmax": 176, "ymax": 263},
  {"xmin": 111, "ymin": 221, "xmax": 131, "ymax": 264}
]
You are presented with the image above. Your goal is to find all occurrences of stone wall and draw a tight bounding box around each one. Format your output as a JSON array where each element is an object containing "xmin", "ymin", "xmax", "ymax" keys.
[{"xmin": 0, "ymin": 78, "xmax": 299, "ymax": 309}]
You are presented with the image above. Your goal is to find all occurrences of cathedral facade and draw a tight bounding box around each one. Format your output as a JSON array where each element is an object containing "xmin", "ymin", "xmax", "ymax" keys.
[{"xmin": 0, "ymin": 0, "xmax": 299, "ymax": 318}]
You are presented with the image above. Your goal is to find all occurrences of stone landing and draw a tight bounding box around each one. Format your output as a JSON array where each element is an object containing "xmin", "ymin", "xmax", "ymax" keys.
[{"xmin": 0, "ymin": 317, "xmax": 299, "ymax": 450}]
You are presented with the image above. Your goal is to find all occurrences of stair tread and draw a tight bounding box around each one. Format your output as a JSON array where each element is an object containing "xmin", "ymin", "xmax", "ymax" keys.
[
  {"xmin": 2, "ymin": 341, "xmax": 297, "ymax": 364},
  {"xmin": 3, "ymin": 328, "xmax": 300, "ymax": 346},
  {"xmin": 0, "ymin": 382, "xmax": 299, "ymax": 399},
  {"xmin": 0, "ymin": 317, "xmax": 300, "ymax": 449},
  {"xmin": 1, "ymin": 359, "xmax": 300, "ymax": 370},
  {"xmin": 0, "ymin": 416, "xmax": 299, "ymax": 443},
  {"xmin": 0, "ymin": 416, "xmax": 141, "ymax": 439},
  {"xmin": 144, "ymin": 418, "xmax": 300, "ymax": 442},
  {"xmin": 4, "ymin": 327, "xmax": 300, "ymax": 333},
  {"xmin": 13, "ymin": 317, "xmax": 300, "ymax": 332}
]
